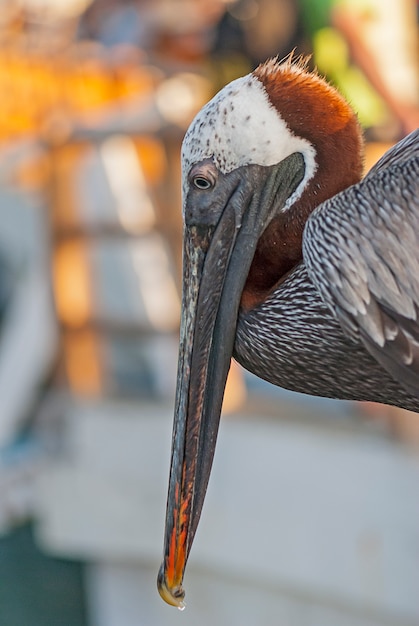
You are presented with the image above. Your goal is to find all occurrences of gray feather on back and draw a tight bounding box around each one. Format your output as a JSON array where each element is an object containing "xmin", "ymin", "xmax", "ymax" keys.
[{"xmin": 303, "ymin": 129, "xmax": 419, "ymax": 395}]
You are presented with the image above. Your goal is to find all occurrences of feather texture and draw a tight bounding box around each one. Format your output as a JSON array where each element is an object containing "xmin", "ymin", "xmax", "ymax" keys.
[{"xmin": 303, "ymin": 130, "xmax": 419, "ymax": 395}]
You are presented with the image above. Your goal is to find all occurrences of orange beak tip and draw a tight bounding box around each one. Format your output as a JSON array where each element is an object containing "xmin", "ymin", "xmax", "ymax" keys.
[{"xmin": 157, "ymin": 563, "xmax": 186, "ymax": 610}]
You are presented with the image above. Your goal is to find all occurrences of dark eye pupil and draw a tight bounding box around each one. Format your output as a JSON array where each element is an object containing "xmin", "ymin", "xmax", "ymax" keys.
[{"xmin": 193, "ymin": 177, "xmax": 211, "ymax": 190}]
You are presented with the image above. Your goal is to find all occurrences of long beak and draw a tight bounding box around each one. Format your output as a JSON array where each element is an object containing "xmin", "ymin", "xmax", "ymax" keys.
[{"xmin": 158, "ymin": 153, "xmax": 304, "ymax": 607}]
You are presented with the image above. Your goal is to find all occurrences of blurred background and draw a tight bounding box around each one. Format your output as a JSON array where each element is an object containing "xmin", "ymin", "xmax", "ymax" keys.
[{"xmin": 0, "ymin": 0, "xmax": 418, "ymax": 625}]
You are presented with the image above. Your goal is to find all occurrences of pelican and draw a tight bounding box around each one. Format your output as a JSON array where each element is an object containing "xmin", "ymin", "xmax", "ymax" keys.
[{"xmin": 157, "ymin": 57, "xmax": 419, "ymax": 607}]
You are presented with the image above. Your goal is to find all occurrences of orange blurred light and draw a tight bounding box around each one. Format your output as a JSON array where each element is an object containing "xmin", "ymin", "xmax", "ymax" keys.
[
  {"xmin": 0, "ymin": 47, "xmax": 157, "ymax": 143},
  {"xmin": 53, "ymin": 239, "xmax": 92, "ymax": 328},
  {"xmin": 63, "ymin": 329, "xmax": 103, "ymax": 396},
  {"xmin": 135, "ymin": 136, "xmax": 167, "ymax": 186}
]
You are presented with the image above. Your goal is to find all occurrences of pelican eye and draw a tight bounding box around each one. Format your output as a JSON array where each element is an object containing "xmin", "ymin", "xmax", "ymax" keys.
[{"xmin": 192, "ymin": 176, "xmax": 213, "ymax": 190}]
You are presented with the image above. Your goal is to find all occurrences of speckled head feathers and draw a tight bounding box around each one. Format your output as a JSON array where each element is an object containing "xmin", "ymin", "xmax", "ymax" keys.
[
  {"xmin": 181, "ymin": 58, "xmax": 316, "ymax": 204},
  {"xmin": 181, "ymin": 56, "xmax": 363, "ymax": 210}
]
